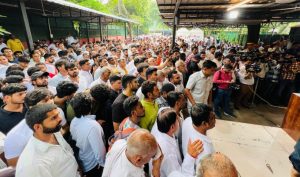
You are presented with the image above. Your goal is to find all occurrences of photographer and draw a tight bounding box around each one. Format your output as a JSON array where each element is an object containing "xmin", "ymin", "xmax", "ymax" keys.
[
  {"xmin": 277, "ymin": 55, "xmax": 299, "ymax": 106},
  {"xmin": 213, "ymin": 64, "xmax": 236, "ymax": 118},
  {"xmin": 234, "ymin": 58, "xmax": 254, "ymax": 109}
]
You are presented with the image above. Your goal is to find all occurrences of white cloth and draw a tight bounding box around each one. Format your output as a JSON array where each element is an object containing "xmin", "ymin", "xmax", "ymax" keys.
[
  {"xmin": 0, "ymin": 43, "xmax": 7, "ymax": 54},
  {"xmin": 238, "ymin": 63, "xmax": 254, "ymax": 85},
  {"xmin": 66, "ymin": 76, "xmax": 88, "ymax": 93},
  {"xmin": 16, "ymin": 132, "xmax": 80, "ymax": 177},
  {"xmin": 126, "ymin": 60, "xmax": 137, "ymax": 76},
  {"xmin": 212, "ymin": 59, "xmax": 222, "ymax": 69},
  {"xmin": 79, "ymin": 70, "xmax": 93, "ymax": 86},
  {"xmin": 168, "ymin": 171, "xmax": 192, "ymax": 177},
  {"xmin": 45, "ymin": 63, "xmax": 56, "ymax": 75},
  {"xmin": 70, "ymin": 115, "xmax": 106, "ymax": 172},
  {"xmin": 136, "ymin": 87, "xmax": 144, "ymax": 101},
  {"xmin": 49, "ymin": 73, "xmax": 68, "ymax": 87},
  {"xmin": 89, "ymin": 78, "xmax": 110, "ymax": 88},
  {"xmin": 102, "ymin": 139, "xmax": 145, "ymax": 177},
  {"xmin": 4, "ymin": 109, "xmax": 67, "ymax": 160},
  {"xmin": 181, "ymin": 117, "xmax": 214, "ymax": 173},
  {"xmin": 0, "ymin": 63, "xmax": 13, "ymax": 79},
  {"xmin": 186, "ymin": 71, "xmax": 213, "ymax": 107},
  {"xmin": 151, "ymin": 131, "xmax": 194, "ymax": 177}
]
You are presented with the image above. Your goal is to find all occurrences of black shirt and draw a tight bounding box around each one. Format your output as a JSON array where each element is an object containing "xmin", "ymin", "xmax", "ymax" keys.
[
  {"xmin": 0, "ymin": 105, "xmax": 27, "ymax": 134},
  {"xmin": 112, "ymin": 93, "xmax": 128, "ymax": 123},
  {"xmin": 137, "ymin": 76, "xmax": 146, "ymax": 87}
]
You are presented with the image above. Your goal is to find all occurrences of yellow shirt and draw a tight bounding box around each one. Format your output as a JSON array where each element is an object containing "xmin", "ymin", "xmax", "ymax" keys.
[
  {"xmin": 7, "ymin": 39, "xmax": 24, "ymax": 52},
  {"xmin": 139, "ymin": 99, "xmax": 159, "ymax": 131}
]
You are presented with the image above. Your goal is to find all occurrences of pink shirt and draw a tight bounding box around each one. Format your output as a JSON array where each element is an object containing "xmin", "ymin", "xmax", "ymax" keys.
[{"xmin": 213, "ymin": 69, "xmax": 233, "ymax": 89}]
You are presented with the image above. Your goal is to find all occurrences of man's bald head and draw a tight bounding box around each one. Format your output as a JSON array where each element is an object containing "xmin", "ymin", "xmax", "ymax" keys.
[
  {"xmin": 127, "ymin": 129, "xmax": 157, "ymax": 156},
  {"xmin": 196, "ymin": 152, "xmax": 238, "ymax": 177},
  {"xmin": 126, "ymin": 129, "xmax": 158, "ymax": 167}
]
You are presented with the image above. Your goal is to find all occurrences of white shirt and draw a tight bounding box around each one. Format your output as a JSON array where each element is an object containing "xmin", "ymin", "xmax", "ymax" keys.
[
  {"xmin": 16, "ymin": 132, "xmax": 80, "ymax": 177},
  {"xmin": 102, "ymin": 139, "xmax": 145, "ymax": 177},
  {"xmin": 181, "ymin": 117, "xmax": 214, "ymax": 173},
  {"xmin": 4, "ymin": 110, "xmax": 67, "ymax": 160},
  {"xmin": 79, "ymin": 70, "xmax": 93, "ymax": 86},
  {"xmin": 89, "ymin": 78, "xmax": 110, "ymax": 88},
  {"xmin": 45, "ymin": 63, "xmax": 56, "ymax": 75},
  {"xmin": 49, "ymin": 73, "xmax": 68, "ymax": 87},
  {"xmin": 0, "ymin": 63, "xmax": 13, "ymax": 79},
  {"xmin": 151, "ymin": 131, "xmax": 195, "ymax": 177},
  {"xmin": 0, "ymin": 43, "xmax": 7, "ymax": 54},
  {"xmin": 66, "ymin": 76, "xmax": 88, "ymax": 93},
  {"xmin": 212, "ymin": 59, "xmax": 222, "ymax": 69},
  {"xmin": 70, "ymin": 115, "xmax": 106, "ymax": 172},
  {"xmin": 186, "ymin": 71, "xmax": 213, "ymax": 107},
  {"xmin": 238, "ymin": 63, "xmax": 254, "ymax": 85}
]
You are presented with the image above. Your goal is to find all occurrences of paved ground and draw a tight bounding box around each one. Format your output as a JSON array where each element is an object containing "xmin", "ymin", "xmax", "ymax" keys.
[{"xmin": 218, "ymin": 103, "xmax": 287, "ymax": 127}]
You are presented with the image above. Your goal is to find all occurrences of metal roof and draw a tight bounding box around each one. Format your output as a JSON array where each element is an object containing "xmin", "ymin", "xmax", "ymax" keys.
[
  {"xmin": 0, "ymin": 0, "xmax": 138, "ymax": 24},
  {"xmin": 156, "ymin": 0, "xmax": 300, "ymax": 27}
]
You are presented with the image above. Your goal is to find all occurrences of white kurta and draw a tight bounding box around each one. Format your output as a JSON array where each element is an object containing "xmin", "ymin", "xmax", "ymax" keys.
[
  {"xmin": 102, "ymin": 139, "xmax": 145, "ymax": 177},
  {"xmin": 16, "ymin": 132, "xmax": 80, "ymax": 177}
]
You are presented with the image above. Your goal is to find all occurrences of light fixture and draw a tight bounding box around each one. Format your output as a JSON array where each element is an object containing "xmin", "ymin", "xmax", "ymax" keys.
[
  {"xmin": 227, "ymin": 0, "xmax": 252, "ymax": 11},
  {"xmin": 227, "ymin": 10, "xmax": 239, "ymax": 19}
]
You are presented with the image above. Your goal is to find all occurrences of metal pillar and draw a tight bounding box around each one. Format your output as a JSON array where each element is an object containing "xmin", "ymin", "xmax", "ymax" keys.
[
  {"xmin": 124, "ymin": 22, "xmax": 127, "ymax": 39},
  {"xmin": 47, "ymin": 17, "xmax": 53, "ymax": 40},
  {"xmin": 86, "ymin": 22, "xmax": 90, "ymax": 42},
  {"xmin": 246, "ymin": 24, "xmax": 261, "ymax": 44},
  {"xmin": 172, "ymin": 14, "xmax": 179, "ymax": 48},
  {"xmin": 18, "ymin": 0, "xmax": 34, "ymax": 51},
  {"xmin": 99, "ymin": 17, "xmax": 103, "ymax": 41}
]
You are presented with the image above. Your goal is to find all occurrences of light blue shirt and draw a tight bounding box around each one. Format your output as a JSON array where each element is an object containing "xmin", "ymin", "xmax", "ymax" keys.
[
  {"xmin": 49, "ymin": 73, "xmax": 68, "ymax": 87},
  {"xmin": 70, "ymin": 115, "xmax": 106, "ymax": 172}
]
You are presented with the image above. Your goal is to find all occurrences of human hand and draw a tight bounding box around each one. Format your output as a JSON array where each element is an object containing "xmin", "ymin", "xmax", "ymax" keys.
[{"xmin": 187, "ymin": 139, "xmax": 203, "ymax": 158}]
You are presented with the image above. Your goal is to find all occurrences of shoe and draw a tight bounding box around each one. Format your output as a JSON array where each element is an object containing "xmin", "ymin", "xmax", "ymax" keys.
[{"xmin": 224, "ymin": 112, "xmax": 237, "ymax": 118}]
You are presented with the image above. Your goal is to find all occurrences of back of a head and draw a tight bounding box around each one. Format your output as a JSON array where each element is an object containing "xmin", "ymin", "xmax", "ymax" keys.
[
  {"xmin": 126, "ymin": 129, "xmax": 157, "ymax": 157},
  {"xmin": 196, "ymin": 153, "xmax": 238, "ymax": 177},
  {"xmin": 70, "ymin": 92, "xmax": 92, "ymax": 118},
  {"xmin": 191, "ymin": 103, "xmax": 212, "ymax": 127},
  {"xmin": 56, "ymin": 81, "xmax": 78, "ymax": 98},
  {"xmin": 157, "ymin": 108, "xmax": 177, "ymax": 134},
  {"xmin": 123, "ymin": 96, "xmax": 140, "ymax": 116},
  {"xmin": 25, "ymin": 88, "xmax": 53, "ymax": 107},
  {"xmin": 161, "ymin": 83, "xmax": 175, "ymax": 95}
]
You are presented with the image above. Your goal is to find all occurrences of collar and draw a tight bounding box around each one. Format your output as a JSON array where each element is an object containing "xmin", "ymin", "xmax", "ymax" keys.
[
  {"xmin": 159, "ymin": 132, "xmax": 177, "ymax": 146},
  {"xmin": 32, "ymin": 132, "xmax": 63, "ymax": 153},
  {"xmin": 199, "ymin": 70, "xmax": 206, "ymax": 78},
  {"xmin": 1, "ymin": 104, "xmax": 27, "ymax": 114},
  {"xmin": 81, "ymin": 114, "xmax": 96, "ymax": 120}
]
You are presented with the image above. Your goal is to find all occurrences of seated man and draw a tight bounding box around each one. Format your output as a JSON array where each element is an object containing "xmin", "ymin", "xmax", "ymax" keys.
[
  {"xmin": 168, "ymin": 152, "xmax": 238, "ymax": 177},
  {"xmin": 102, "ymin": 129, "xmax": 161, "ymax": 177},
  {"xmin": 153, "ymin": 108, "xmax": 203, "ymax": 177},
  {"xmin": 16, "ymin": 104, "xmax": 80, "ymax": 177},
  {"xmin": 181, "ymin": 103, "xmax": 216, "ymax": 174}
]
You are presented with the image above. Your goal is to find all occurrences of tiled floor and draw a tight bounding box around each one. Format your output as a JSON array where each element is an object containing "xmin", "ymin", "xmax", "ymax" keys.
[
  {"xmin": 220, "ymin": 103, "xmax": 286, "ymax": 127},
  {"xmin": 208, "ymin": 119, "xmax": 295, "ymax": 177}
]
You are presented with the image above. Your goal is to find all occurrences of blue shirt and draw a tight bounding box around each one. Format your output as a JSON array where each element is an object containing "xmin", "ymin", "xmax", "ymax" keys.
[{"xmin": 70, "ymin": 115, "xmax": 106, "ymax": 172}]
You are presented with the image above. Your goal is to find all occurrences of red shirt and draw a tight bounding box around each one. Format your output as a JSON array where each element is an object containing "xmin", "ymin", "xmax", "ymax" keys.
[{"xmin": 213, "ymin": 69, "xmax": 233, "ymax": 89}]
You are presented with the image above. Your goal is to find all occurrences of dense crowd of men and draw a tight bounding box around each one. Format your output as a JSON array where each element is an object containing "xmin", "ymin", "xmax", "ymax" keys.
[{"xmin": 0, "ymin": 33, "xmax": 299, "ymax": 177}]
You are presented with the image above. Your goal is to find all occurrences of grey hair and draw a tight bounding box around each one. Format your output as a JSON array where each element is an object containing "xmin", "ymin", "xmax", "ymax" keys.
[
  {"xmin": 126, "ymin": 129, "xmax": 157, "ymax": 158},
  {"xmin": 175, "ymin": 59, "xmax": 185, "ymax": 68},
  {"xmin": 99, "ymin": 66, "xmax": 111, "ymax": 76},
  {"xmin": 196, "ymin": 153, "xmax": 238, "ymax": 177}
]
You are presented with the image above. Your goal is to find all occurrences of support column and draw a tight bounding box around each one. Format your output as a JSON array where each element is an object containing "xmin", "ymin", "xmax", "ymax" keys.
[
  {"xmin": 99, "ymin": 17, "xmax": 103, "ymax": 41},
  {"xmin": 47, "ymin": 17, "xmax": 53, "ymax": 40},
  {"xmin": 172, "ymin": 13, "xmax": 179, "ymax": 48},
  {"xmin": 246, "ymin": 24, "xmax": 261, "ymax": 44},
  {"xmin": 86, "ymin": 22, "xmax": 90, "ymax": 42},
  {"xmin": 124, "ymin": 22, "xmax": 127, "ymax": 39},
  {"xmin": 18, "ymin": 0, "xmax": 34, "ymax": 51}
]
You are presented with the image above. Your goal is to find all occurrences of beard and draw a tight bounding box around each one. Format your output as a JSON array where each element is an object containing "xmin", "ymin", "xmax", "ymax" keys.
[
  {"xmin": 36, "ymin": 83, "xmax": 48, "ymax": 87},
  {"xmin": 42, "ymin": 123, "xmax": 62, "ymax": 134}
]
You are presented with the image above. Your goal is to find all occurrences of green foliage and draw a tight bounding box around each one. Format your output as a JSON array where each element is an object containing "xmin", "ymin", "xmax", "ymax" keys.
[
  {"xmin": 0, "ymin": 15, "xmax": 10, "ymax": 35},
  {"xmin": 68, "ymin": 0, "xmax": 167, "ymax": 34}
]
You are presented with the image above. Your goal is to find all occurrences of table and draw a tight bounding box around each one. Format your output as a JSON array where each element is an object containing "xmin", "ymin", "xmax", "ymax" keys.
[{"xmin": 208, "ymin": 120, "xmax": 296, "ymax": 177}]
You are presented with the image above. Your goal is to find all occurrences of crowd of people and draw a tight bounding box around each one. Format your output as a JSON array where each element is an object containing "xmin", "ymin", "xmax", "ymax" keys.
[{"xmin": 0, "ymin": 33, "xmax": 300, "ymax": 177}]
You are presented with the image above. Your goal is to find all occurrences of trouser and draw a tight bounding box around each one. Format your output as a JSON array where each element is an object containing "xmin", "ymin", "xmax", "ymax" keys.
[
  {"xmin": 84, "ymin": 165, "xmax": 103, "ymax": 177},
  {"xmin": 263, "ymin": 80, "xmax": 278, "ymax": 104},
  {"xmin": 277, "ymin": 79, "xmax": 294, "ymax": 106},
  {"xmin": 235, "ymin": 84, "xmax": 253, "ymax": 107},
  {"xmin": 214, "ymin": 88, "xmax": 232, "ymax": 116}
]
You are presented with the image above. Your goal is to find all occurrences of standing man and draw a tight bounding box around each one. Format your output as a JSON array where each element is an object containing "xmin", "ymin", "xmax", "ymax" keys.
[
  {"xmin": 49, "ymin": 59, "xmax": 68, "ymax": 87},
  {"xmin": 0, "ymin": 83, "xmax": 27, "ymax": 134},
  {"xmin": 79, "ymin": 59, "xmax": 93, "ymax": 86},
  {"xmin": 112, "ymin": 75, "xmax": 139, "ymax": 131},
  {"xmin": 16, "ymin": 104, "xmax": 80, "ymax": 177},
  {"xmin": 184, "ymin": 60, "xmax": 217, "ymax": 109},
  {"xmin": 65, "ymin": 62, "xmax": 88, "ymax": 93}
]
